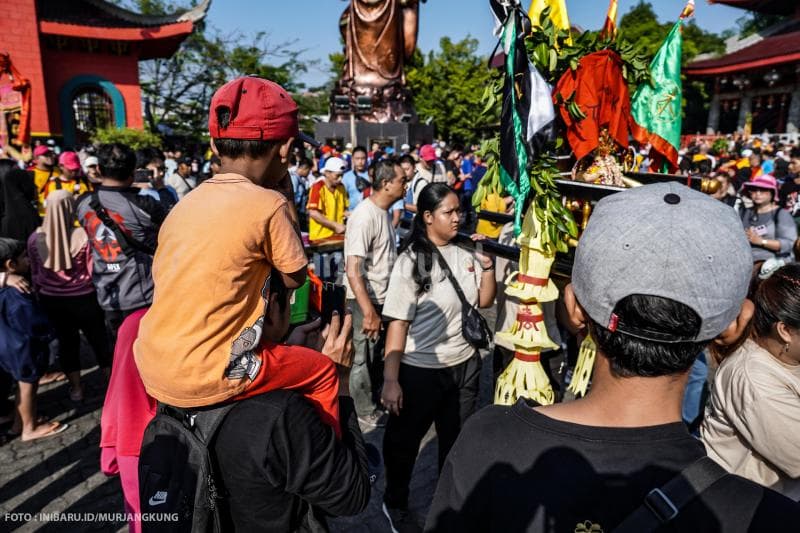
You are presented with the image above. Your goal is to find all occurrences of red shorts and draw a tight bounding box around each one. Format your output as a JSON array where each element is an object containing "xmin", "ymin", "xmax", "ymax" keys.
[{"xmin": 233, "ymin": 343, "xmax": 341, "ymax": 439}]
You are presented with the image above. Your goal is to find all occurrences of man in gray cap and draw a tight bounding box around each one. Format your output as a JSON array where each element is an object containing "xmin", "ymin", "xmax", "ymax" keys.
[{"xmin": 425, "ymin": 183, "xmax": 800, "ymax": 532}]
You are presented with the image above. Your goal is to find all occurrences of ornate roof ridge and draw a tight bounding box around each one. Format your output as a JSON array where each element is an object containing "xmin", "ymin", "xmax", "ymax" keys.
[{"xmin": 74, "ymin": 0, "xmax": 210, "ymax": 27}]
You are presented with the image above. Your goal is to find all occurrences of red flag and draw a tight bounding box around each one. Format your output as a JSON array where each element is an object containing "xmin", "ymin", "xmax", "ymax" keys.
[{"xmin": 600, "ymin": 0, "xmax": 618, "ymax": 40}]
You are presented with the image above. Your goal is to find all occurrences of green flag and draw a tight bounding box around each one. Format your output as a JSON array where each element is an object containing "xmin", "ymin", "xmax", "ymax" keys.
[{"xmin": 631, "ymin": 9, "xmax": 690, "ymax": 173}]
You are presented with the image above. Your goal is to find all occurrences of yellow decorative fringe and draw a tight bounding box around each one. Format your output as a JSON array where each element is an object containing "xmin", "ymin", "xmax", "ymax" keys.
[
  {"xmin": 494, "ymin": 353, "xmax": 555, "ymax": 406},
  {"xmin": 567, "ymin": 334, "xmax": 596, "ymax": 397}
]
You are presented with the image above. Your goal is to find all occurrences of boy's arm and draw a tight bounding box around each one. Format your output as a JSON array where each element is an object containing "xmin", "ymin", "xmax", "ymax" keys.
[
  {"xmin": 345, "ymin": 256, "xmax": 380, "ymax": 339},
  {"xmin": 265, "ymin": 204, "xmax": 308, "ymax": 289}
]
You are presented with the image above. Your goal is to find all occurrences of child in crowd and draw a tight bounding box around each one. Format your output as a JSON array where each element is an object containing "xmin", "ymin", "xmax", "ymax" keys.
[
  {"xmin": 0, "ymin": 238, "xmax": 67, "ymax": 441},
  {"xmin": 134, "ymin": 76, "xmax": 341, "ymax": 433}
]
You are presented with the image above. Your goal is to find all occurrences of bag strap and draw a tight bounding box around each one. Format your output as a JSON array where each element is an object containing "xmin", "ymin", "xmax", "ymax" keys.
[
  {"xmin": 613, "ymin": 456, "xmax": 728, "ymax": 532},
  {"xmin": 89, "ymin": 191, "xmax": 156, "ymax": 256},
  {"xmin": 431, "ymin": 246, "xmax": 471, "ymax": 309},
  {"xmin": 159, "ymin": 402, "xmax": 237, "ymax": 444}
]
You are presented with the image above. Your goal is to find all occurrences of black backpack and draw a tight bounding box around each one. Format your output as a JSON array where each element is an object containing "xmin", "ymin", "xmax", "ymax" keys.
[{"xmin": 138, "ymin": 402, "xmax": 236, "ymax": 532}]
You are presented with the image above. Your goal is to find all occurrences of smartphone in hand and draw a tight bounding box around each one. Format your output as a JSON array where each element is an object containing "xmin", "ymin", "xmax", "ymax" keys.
[{"xmin": 320, "ymin": 283, "xmax": 346, "ymax": 326}]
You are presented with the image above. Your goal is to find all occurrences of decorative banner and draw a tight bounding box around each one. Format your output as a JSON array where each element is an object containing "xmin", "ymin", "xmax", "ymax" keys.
[
  {"xmin": 0, "ymin": 84, "xmax": 23, "ymax": 151},
  {"xmin": 630, "ymin": 0, "xmax": 694, "ymax": 173},
  {"xmin": 0, "ymin": 53, "xmax": 31, "ymax": 147}
]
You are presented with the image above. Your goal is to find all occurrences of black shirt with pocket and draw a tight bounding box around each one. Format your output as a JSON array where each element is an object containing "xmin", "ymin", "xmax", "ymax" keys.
[
  {"xmin": 425, "ymin": 399, "xmax": 800, "ymax": 532},
  {"xmin": 213, "ymin": 391, "xmax": 370, "ymax": 532}
]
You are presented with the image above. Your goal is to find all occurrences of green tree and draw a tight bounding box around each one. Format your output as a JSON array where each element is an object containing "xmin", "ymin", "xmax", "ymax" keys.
[
  {"xmin": 120, "ymin": 0, "xmax": 309, "ymax": 138},
  {"xmin": 736, "ymin": 12, "xmax": 786, "ymax": 37},
  {"xmin": 406, "ymin": 37, "xmax": 498, "ymax": 143}
]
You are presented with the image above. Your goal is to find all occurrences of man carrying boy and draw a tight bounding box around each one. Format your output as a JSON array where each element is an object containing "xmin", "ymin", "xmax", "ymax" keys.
[
  {"xmin": 426, "ymin": 183, "xmax": 800, "ymax": 531},
  {"xmin": 344, "ymin": 159, "xmax": 407, "ymax": 427},
  {"xmin": 135, "ymin": 77, "xmax": 341, "ymax": 429}
]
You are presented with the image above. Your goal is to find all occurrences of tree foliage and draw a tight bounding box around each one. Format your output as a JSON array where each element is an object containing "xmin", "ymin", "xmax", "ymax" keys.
[
  {"xmin": 618, "ymin": 1, "xmax": 724, "ymax": 64},
  {"xmin": 405, "ymin": 37, "xmax": 499, "ymax": 143},
  {"xmin": 91, "ymin": 126, "xmax": 163, "ymax": 149},
  {"xmin": 119, "ymin": 0, "xmax": 310, "ymax": 139},
  {"xmin": 736, "ymin": 12, "xmax": 786, "ymax": 37}
]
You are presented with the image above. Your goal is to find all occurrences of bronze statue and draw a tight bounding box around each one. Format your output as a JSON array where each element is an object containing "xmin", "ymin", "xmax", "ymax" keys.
[{"xmin": 333, "ymin": 0, "xmax": 421, "ymax": 123}]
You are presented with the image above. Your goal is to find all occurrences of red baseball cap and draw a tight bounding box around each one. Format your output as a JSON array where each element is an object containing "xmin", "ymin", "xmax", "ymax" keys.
[
  {"xmin": 34, "ymin": 145, "xmax": 52, "ymax": 158},
  {"xmin": 58, "ymin": 151, "xmax": 81, "ymax": 172},
  {"xmin": 208, "ymin": 76, "xmax": 319, "ymax": 147},
  {"xmin": 419, "ymin": 144, "xmax": 437, "ymax": 162}
]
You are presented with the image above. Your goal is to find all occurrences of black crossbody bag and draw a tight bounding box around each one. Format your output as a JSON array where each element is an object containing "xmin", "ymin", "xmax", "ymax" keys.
[
  {"xmin": 613, "ymin": 456, "xmax": 728, "ymax": 532},
  {"xmin": 432, "ymin": 247, "xmax": 492, "ymax": 350}
]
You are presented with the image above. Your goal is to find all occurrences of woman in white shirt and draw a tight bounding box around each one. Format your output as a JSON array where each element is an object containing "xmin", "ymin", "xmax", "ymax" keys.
[
  {"xmin": 379, "ymin": 182, "xmax": 496, "ymax": 529},
  {"xmin": 702, "ymin": 263, "xmax": 800, "ymax": 500}
]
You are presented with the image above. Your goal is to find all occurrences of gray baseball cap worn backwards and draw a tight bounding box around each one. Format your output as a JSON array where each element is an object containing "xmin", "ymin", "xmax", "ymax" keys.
[{"xmin": 572, "ymin": 182, "xmax": 752, "ymax": 343}]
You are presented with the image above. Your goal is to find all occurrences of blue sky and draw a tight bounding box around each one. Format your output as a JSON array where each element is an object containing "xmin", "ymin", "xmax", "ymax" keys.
[{"xmin": 208, "ymin": 0, "xmax": 745, "ymax": 88}]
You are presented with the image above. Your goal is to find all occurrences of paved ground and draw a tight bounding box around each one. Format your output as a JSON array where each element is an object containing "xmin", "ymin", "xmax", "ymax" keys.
[{"xmin": 0, "ymin": 308, "xmax": 497, "ymax": 532}]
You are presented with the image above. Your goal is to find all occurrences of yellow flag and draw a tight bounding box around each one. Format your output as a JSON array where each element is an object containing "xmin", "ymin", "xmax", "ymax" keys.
[{"xmin": 529, "ymin": 0, "xmax": 572, "ymax": 44}]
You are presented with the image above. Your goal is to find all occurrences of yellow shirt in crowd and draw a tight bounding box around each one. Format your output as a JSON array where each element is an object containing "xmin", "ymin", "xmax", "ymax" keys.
[{"xmin": 306, "ymin": 180, "xmax": 348, "ymax": 241}]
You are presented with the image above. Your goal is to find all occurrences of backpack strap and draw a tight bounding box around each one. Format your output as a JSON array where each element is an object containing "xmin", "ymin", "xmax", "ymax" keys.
[
  {"xmin": 89, "ymin": 191, "xmax": 156, "ymax": 257},
  {"xmin": 159, "ymin": 402, "xmax": 237, "ymax": 443},
  {"xmin": 613, "ymin": 456, "xmax": 728, "ymax": 532}
]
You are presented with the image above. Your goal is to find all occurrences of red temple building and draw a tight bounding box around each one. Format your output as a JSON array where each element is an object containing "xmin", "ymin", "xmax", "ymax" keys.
[
  {"xmin": 0, "ymin": 0, "xmax": 209, "ymax": 149},
  {"xmin": 685, "ymin": 0, "xmax": 800, "ymax": 135}
]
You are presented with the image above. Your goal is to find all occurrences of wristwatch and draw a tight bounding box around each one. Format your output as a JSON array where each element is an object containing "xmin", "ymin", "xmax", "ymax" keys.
[{"xmin": 761, "ymin": 238, "xmax": 767, "ymax": 247}]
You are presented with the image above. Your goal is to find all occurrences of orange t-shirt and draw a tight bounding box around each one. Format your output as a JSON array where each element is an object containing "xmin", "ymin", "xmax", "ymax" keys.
[{"xmin": 134, "ymin": 173, "xmax": 308, "ymax": 407}]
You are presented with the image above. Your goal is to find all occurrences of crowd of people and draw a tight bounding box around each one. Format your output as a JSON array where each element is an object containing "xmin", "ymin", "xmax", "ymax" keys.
[{"xmin": 0, "ymin": 74, "xmax": 799, "ymax": 532}]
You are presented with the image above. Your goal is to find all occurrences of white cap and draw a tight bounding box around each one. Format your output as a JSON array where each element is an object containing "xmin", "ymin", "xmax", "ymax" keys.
[
  {"xmin": 323, "ymin": 157, "xmax": 347, "ymax": 173},
  {"xmin": 401, "ymin": 143, "xmax": 410, "ymax": 151},
  {"xmin": 345, "ymin": 142, "xmax": 353, "ymax": 150},
  {"xmin": 741, "ymin": 149, "xmax": 753, "ymax": 157},
  {"xmin": 83, "ymin": 156, "xmax": 99, "ymax": 169}
]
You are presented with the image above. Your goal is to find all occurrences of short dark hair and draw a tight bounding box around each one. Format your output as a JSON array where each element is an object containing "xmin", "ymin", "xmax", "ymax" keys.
[
  {"xmin": 213, "ymin": 107, "xmax": 281, "ymax": 159},
  {"xmin": 588, "ymin": 294, "xmax": 707, "ymax": 377},
  {"xmin": 753, "ymin": 263, "xmax": 800, "ymax": 338},
  {"xmin": 373, "ymin": 158, "xmax": 400, "ymax": 190},
  {"xmin": 97, "ymin": 143, "xmax": 136, "ymax": 182},
  {"xmin": 0, "ymin": 238, "xmax": 26, "ymax": 270},
  {"xmin": 296, "ymin": 158, "xmax": 312, "ymax": 169},
  {"xmin": 352, "ymin": 146, "xmax": 367, "ymax": 156},
  {"xmin": 135, "ymin": 147, "xmax": 165, "ymax": 168},
  {"xmin": 399, "ymin": 154, "xmax": 415, "ymax": 167}
]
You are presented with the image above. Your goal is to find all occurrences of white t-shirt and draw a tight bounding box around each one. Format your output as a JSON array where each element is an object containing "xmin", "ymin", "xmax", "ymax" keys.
[
  {"xmin": 701, "ymin": 338, "xmax": 800, "ymax": 500},
  {"xmin": 382, "ymin": 243, "xmax": 482, "ymax": 368},
  {"xmin": 343, "ymin": 198, "xmax": 397, "ymax": 304}
]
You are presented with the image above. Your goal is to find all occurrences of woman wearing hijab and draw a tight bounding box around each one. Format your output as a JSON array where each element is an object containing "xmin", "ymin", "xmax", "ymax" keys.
[
  {"xmin": 27, "ymin": 189, "xmax": 111, "ymax": 401},
  {"xmin": 0, "ymin": 161, "xmax": 40, "ymax": 241}
]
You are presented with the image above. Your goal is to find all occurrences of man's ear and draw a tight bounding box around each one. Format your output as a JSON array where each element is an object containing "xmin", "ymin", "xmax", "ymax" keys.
[
  {"xmin": 562, "ymin": 284, "xmax": 588, "ymax": 335},
  {"xmin": 279, "ymin": 137, "xmax": 295, "ymax": 164},
  {"xmin": 210, "ymin": 138, "xmax": 220, "ymax": 158},
  {"xmin": 714, "ymin": 299, "xmax": 754, "ymax": 347}
]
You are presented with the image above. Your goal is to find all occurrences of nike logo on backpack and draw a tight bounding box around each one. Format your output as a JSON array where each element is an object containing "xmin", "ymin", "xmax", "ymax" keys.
[{"xmin": 148, "ymin": 491, "xmax": 168, "ymax": 506}]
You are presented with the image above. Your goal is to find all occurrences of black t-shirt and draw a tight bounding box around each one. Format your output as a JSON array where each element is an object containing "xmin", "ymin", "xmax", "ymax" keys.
[
  {"xmin": 425, "ymin": 399, "xmax": 800, "ymax": 532},
  {"xmin": 213, "ymin": 391, "xmax": 370, "ymax": 532}
]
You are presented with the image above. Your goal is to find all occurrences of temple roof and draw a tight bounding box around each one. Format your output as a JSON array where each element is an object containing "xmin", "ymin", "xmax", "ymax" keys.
[
  {"xmin": 36, "ymin": 0, "xmax": 210, "ymax": 59},
  {"xmin": 685, "ymin": 29, "xmax": 800, "ymax": 75},
  {"xmin": 710, "ymin": 0, "xmax": 798, "ymax": 17},
  {"xmin": 37, "ymin": 0, "xmax": 210, "ymax": 28}
]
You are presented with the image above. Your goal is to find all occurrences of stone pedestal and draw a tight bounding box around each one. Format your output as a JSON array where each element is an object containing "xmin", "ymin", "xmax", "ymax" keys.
[{"xmin": 314, "ymin": 120, "xmax": 434, "ymax": 149}]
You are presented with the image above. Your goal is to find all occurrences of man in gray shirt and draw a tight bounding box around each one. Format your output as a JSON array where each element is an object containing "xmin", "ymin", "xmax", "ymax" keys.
[{"xmin": 344, "ymin": 159, "xmax": 408, "ymax": 427}]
